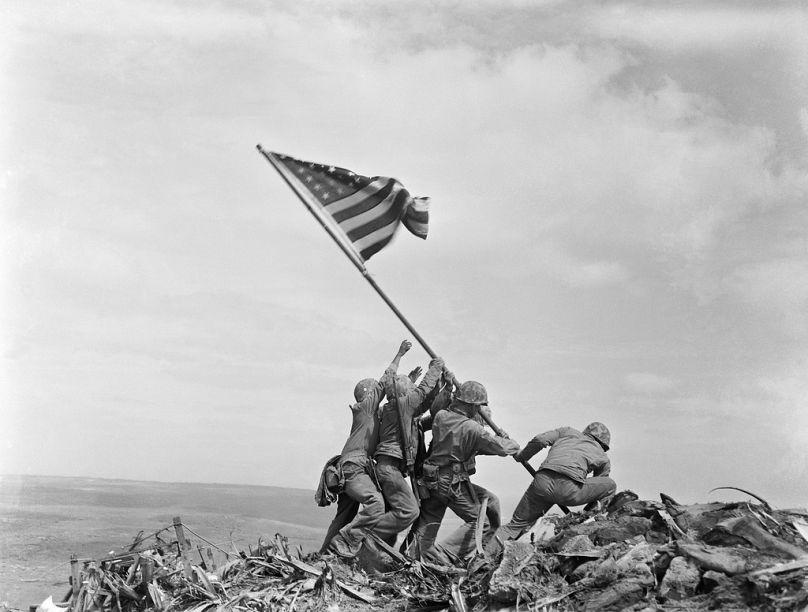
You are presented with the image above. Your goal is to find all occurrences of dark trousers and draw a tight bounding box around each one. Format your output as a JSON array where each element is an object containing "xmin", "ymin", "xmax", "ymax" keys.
[
  {"xmin": 319, "ymin": 459, "xmax": 384, "ymax": 550},
  {"xmin": 498, "ymin": 470, "xmax": 616, "ymax": 541},
  {"xmin": 320, "ymin": 493, "xmax": 359, "ymax": 552},
  {"xmin": 370, "ymin": 455, "xmax": 419, "ymax": 541},
  {"xmin": 412, "ymin": 475, "xmax": 495, "ymax": 562}
]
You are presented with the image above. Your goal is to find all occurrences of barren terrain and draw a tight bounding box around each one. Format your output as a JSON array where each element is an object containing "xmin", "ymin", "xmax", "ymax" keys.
[{"xmin": 0, "ymin": 475, "xmax": 332, "ymax": 609}]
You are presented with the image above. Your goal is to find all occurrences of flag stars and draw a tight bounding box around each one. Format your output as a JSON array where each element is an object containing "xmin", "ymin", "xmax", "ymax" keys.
[{"xmin": 305, "ymin": 176, "xmax": 314, "ymax": 183}]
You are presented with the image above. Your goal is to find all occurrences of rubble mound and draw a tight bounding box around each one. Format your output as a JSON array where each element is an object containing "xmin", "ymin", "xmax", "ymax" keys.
[
  {"xmin": 33, "ymin": 493, "xmax": 808, "ymax": 612},
  {"xmin": 484, "ymin": 491, "xmax": 808, "ymax": 610}
]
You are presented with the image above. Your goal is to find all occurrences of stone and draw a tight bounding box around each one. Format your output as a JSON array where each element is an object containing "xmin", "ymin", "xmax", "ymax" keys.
[
  {"xmin": 615, "ymin": 541, "xmax": 657, "ymax": 572},
  {"xmin": 676, "ymin": 542, "xmax": 753, "ymax": 575},
  {"xmin": 701, "ymin": 569, "xmax": 730, "ymax": 593},
  {"xmin": 658, "ymin": 556, "xmax": 700, "ymax": 601},
  {"xmin": 569, "ymin": 560, "xmax": 599, "ymax": 583},
  {"xmin": 583, "ymin": 579, "xmax": 647, "ymax": 611},
  {"xmin": 556, "ymin": 534, "xmax": 601, "ymax": 558},
  {"xmin": 488, "ymin": 541, "xmax": 538, "ymax": 603},
  {"xmin": 593, "ymin": 516, "xmax": 653, "ymax": 544},
  {"xmin": 592, "ymin": 558, "xmax": 619, "ymax": 587}
]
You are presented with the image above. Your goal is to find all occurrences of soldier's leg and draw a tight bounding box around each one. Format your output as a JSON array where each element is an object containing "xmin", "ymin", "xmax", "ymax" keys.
[
  {"xmin": 477, "ymin": 485, "xmax": 501, "ymax": 532},
  {"xmin": 320, "ymin": 493, "xmax": 359, "ymax": 552},
  {"xmin": 495, "ymin": 471, "xmax": 556, "ymax": 542},
  {"xmin": 437, "ymin": 484, "xmax": 499, "ymax": 561},
  {"xmin": 371, "ymin": 458, "xmax": 420, "ymax": 541},
  {"xmin": 555, "ymin": 475, "xmax": 617, "ymax": 507},
  {"xmin": 332, "ymin": 462, "xmax": 384, "ymax": 555},
  {"xmin": 412, "ymin": 493, "xmax": 449, "ymax": 561}
]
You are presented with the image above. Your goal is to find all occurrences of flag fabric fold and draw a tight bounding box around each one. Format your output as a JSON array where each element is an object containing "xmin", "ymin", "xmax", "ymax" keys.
[{"xmin": 265, "ymin": 151, "xmax": 429, "ymax": 261}]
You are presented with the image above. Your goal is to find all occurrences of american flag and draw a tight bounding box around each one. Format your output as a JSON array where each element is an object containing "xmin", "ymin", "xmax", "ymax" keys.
[{"xmin": 264, "ymin": 151, "xmax": 429, "ymax": 261}]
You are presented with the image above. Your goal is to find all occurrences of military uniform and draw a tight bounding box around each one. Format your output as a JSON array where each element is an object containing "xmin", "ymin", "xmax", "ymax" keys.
[
  {"xmin": 496, "ymin": 426, "xmax": 616, "ymax": 543},
  {"xmin": 413, "ymin": 405, "xmax": 519, "ymax": 562},
  {"xmin": 369, "ymin": 359, "xmax": 444, "ymax": 542},
  {"xmin": 321, "ymin": 381, "xmax": 385, "ymax": 555}
]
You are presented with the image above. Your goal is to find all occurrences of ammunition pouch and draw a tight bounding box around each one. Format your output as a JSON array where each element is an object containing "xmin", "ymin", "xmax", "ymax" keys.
[
  {"xmin": 419, "ymin": 463, "xmax": 440, "ymax": 490},
  {"xmin": 447, "ymin": 462, "xmax": 471, "ymax": 485}
]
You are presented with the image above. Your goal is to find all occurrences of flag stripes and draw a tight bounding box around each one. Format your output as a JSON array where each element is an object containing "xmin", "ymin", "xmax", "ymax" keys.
[{"xmin": 265, "ymin": 151, "xmax": 429, "ymax": 262}]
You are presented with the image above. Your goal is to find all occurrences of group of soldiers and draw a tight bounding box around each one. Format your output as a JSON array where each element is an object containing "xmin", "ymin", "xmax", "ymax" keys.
[{"xmin": 317, "ymin": 340, "xmax": 617, "ymax": 564}]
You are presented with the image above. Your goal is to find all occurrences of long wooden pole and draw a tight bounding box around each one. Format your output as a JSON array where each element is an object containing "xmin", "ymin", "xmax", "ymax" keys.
[
  {"xmin": 258, "ymin": 145, "xmax": 538, "ymax": 480},
  {"xmin": 257, "ymin": 145, "xmax": 437, "ymax": 355}
]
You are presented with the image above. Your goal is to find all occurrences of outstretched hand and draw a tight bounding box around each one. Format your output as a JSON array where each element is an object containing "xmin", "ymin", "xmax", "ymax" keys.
[
  {"xmin": 398, "ymin": 340, "xmax": 412, "ymax": 356},
  {"xmin": 407, "ymin": 366, "xmax": 422, "ymax": 383}
]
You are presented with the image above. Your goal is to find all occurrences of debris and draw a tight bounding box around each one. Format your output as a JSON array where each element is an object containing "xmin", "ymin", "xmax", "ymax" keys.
[
  {"xmin": 474, "ymin": 496, "xmax": 488, "ymax": 556},
  {"xmin": 35, "ymin": 596, "xmax": 67, "ymax": 612},
  {"xmin": 792, "ymin": 518, "xmax": 808, "ymax": 545},
  {"xmin": 31, "ymin": 495, "xmax": 808, "ymax": 612},
  {"xmin": 705, "ymin": 514, "xmax": 808, "ymax": 558},
  {"xmin": 657, "ymin": 556, "xmax": 700, "ymax": 600},
  {"xmin": 709, "ymin": 485, "xmax": 773, "ymax": 510}
]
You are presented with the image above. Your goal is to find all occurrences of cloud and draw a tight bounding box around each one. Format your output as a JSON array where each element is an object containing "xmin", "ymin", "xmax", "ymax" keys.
[
  {"xmin": 625, "ymin": 372, "xmax": 676, "ymax": 394},
  {"xmin": 3, "ymin": 0, "xmax": 808, "ymax": 508},
  {"xmin": 800, "ymin": 108, "xmax": 808, "ymax": 140},
  {"xmin": 2, "ymin": 0, "xmax": 265, "ymax": 42},
  {"xmin": 527, "ymin": 242, "xmax": 630, "ymax": 288},
  {"xmin": 725, "ymin": 258, "xmax": 808, "ymax": 336},
  {"xmin": 587, "ymin": 4, "xmax": 808, "ymax": 55}
]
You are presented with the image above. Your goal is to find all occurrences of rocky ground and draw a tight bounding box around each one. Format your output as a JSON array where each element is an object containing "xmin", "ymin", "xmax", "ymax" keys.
[{"xmin": 9, "ymin": 491, "xmax": 808, "ymax": 612}]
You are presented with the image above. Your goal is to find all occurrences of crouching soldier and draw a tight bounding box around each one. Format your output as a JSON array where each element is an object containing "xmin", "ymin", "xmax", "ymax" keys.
[
  {"xmin": 324, "ymin": 341, "xmax": 413, "ymax": 558},
  {"xmin": 491, "ymin": 422, "xmax": 616, "ymax": 549},
  {"xmin": 412, "ymin": 381, "xmax": 520, "ymax": 563}
]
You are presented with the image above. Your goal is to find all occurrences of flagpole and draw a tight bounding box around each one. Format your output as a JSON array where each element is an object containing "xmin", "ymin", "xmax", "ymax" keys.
[
  {"xmin": 257, "ymin": 145, "xmax": 544, "ymax": 485},
  {"xmin": 257, "ymin": 144, "xmax": 438, "ymax": 357}
]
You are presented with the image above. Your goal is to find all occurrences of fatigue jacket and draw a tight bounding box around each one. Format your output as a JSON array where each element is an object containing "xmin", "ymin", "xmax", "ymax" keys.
[
  {"xmin": 518, "ymin": 426, "xmax": 610, "ymax": 484},
  {"xmin": 426, "ymin": 406, "xmax": 520, "ymax": 475},
  {"xmin": 374, "ymin": 361, "xmax": 443, "ymax": 468},
  {"xmin": 340, "ymin": 382, "xmax": 383, "ymax": 465}
]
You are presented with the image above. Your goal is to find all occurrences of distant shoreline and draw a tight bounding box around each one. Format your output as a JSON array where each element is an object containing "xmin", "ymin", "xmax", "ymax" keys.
[{"xmin": 0, "ymin": 473, "xmax": 315, "ymax": 495}]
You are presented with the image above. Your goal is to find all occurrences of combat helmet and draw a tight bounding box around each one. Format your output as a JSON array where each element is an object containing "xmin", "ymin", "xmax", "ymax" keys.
[
  {"xmin": 384, "ymin": 374, "xmax": 415, "ymax": 400},
  {"xmin": 583, "ymin": 422, "xmax": 611, "ymax": 451},
  {"xmin": 353, "ymin": 378, "xmax": 379, "ymax": 402},
  {"xmin": 455, "ymin": 381, "xmax": 488, "ymax": 405}
]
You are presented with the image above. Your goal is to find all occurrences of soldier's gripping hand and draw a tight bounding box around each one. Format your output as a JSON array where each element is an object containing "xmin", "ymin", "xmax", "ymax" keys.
[
  {"xmin": 429, "ymin": 356, "xmax": 445, "ymax": 369},
  {"xmin": 397, "ymin": 340, "xmax": 412, "ymax": 356}
]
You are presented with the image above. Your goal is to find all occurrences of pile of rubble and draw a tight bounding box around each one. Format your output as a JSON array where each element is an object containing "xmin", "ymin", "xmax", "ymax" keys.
[
  {"xmin": 39, "ymin": 492, "xmax": 808, "ymax": 612},
  {"xmin": 486, "ymin": 490, "xmax": 808, "ymax": 610}
]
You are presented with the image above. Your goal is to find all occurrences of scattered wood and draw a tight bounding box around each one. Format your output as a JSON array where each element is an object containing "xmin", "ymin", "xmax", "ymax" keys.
[
  {"xmin": 474, "ymin": 495, "xmax": 489, "ymax": 556},
  {"xmin": 749, "ymin": 556, "xmax": 808, "ymax": 577},
  {"xmin": 709, "ymin": 485, "xmax": 773, "ymax": 510},
  {"xmin": 37, "ymin": 495, "xmax": 808, "ymax": 612}
]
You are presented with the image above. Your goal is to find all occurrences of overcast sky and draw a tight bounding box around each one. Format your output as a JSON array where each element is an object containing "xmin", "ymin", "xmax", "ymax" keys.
[{"xmin": 2, "ymin": 0, "xmax": 807, "ymax": 514}]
